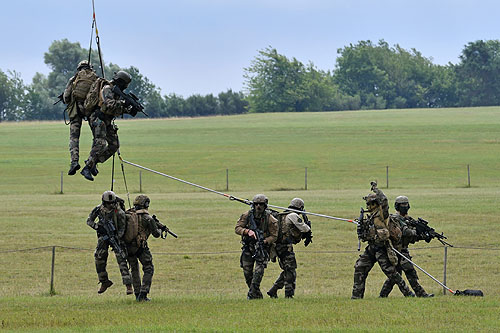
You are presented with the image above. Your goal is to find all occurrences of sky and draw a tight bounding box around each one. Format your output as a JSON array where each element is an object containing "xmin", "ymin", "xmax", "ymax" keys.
[{"xmin": 1, "ymin": 0, "xmax": 500, "ymax": 97}]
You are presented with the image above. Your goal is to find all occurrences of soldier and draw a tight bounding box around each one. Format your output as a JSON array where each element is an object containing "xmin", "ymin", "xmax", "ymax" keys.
[
  {"xmin": 81, "ymin": 70, "xmax": 136, "ymax": 181},
  {"xmin": 124, "ymin": 195, "xmax": 167, "ymax": 302},
  {"xmin": 235, "ymin": 194, "xmax": 278, "ymax": 299},
  {"xmin": 267, "ymin": 198, "xmax": 312, "ymax": 299},
  {"xmin": 86, "ymin": 190, "xmax": 133, "ymax": 295},
  {"xmin": 379, "ymin": 196, "xmax": 434, "ymax": 298},
  {"xmin": 352, "ymin": 184, "xmax": 414, "ymax": 299},
  {"xmin": 62, "ymin": 60, "xmax": 98, "ymax": 175}
]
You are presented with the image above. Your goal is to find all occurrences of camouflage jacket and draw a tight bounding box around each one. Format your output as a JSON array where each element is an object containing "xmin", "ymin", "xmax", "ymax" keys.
[
  {"xmin": 235, "ymin": 209, "xmax": 278, "ymax": 245},
  {"xmin": 86, "ymin": 204, "xmax": 127, "ymax": 239},
  {"xmin": 278, "ymin": 212, "xmax": 310, "ymax": 245},
  {"xmin": 136, "ymin": 210, "xmax": 164, "ymax": 245},
  {"xmin": 390, "ymin": 213, "xmax": 419, "ymax": 249},
  {"xmin": 99, "ymin": 84, "xmax": 129, "ymax": 119}
]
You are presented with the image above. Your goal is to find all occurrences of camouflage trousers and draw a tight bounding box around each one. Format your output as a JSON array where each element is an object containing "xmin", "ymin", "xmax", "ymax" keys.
[
  {"xmin": 127, "ymin": 243, "xmax": 155, "ymax": 294},
  {"xmin": 240, "ymin": 246, "xmax": 268, "ymax": 299},
  {"xmin": 69, "ymin": 114, "xmax": 90, "ymax": 163},
  {"xmin": 86, "ymin": 114, "xmax": 119, "ymax": 169},
  {"xmin": 379, "ymin": 248, "xmax": 428, "ymax": 297},
  {"xmin": 94, "ymin": 237, "xmax": 132, "ymax": 285},
  {"xmin": 271, "ymin": 243, "xmax": 297, "ymax": 297},
  {"xmin": 352, "ymin": 243, "xmax": 412, "ymax": 299}
]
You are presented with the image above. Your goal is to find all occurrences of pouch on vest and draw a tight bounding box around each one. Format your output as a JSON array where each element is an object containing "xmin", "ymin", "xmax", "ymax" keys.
[
  {"xmin": 72, "ymin": 69, "xmax": 98, "ymax": 103},
  {"xmin": 84, "ymin": 77, "xmax": 109, "ymax": 115}
]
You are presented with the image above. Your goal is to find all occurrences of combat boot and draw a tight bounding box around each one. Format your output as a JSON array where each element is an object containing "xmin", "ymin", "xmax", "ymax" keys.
[
  {"xmin": 126, "ymin": 284, "xmax": 133, "ymax": 295},
  {"xmin": 80, "ymin": 165, "xmax": 94, "ymax": 181},
  {"xmin": 68, "ymin": 161, "xmax": 80, "ymax": 175},
  {"xmin": 137, "ymin": 292, "xmax": 151, "ymax": 302},
  {"xmin": 98, "ymin": 280, "xmax": 113, "ymax": 294},
  {"xmin": 267, "ymin": 285, "xmax": 278, "ymax": 298},
  {"xmin": 91, "ymin": 164, "xmax": 99, "ymax": 176},
  {"xmin": 418, "ymin": 293, "xmax": 434, "ymax": 298}
]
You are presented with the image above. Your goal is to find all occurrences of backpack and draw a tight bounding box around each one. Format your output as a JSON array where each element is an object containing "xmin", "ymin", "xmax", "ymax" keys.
[
  {"xmin": 72, "ymin": 69, "xmax": 98, "ymax": 103},
  {"xmin": 123, "ymin": 209, "xmax": 139, "ymax": 243},
  {"xmin": 83, "ymin": 77, "xmax": 110, "ymax": 115}
]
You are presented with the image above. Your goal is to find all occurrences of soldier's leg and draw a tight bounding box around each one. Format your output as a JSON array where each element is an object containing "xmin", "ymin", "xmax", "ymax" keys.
[
  {"xmin": 379, "ymin": 260, "xmax": 402, "ymax": 297},
  {"xmin": 68, "ymin": 115, "xmax": 82, "ymax": 175},
  {"xmin": 376, "ymin": 249, "xmax": 414, "ymax": 297},
  {"xmin": 352, "ymin": 246, "xmax": 376, "ymax": 299},
  {"xmin": 114, "ymin": 246, "xmax": 132, "ymax": 286},
  {"xmin": 282, "ymin": 250, "xmax": 297, "ymax": 298},
  {"xmin": 401, "ymin": 256, "xmax": 432, "ymax": 297},
  {"xmin": 249, "ymin": 259, "xmax": 267, "ymax": 299},
  {"xmin": 127, "ymin": 246, "xmax": 141, "ymax": 295},
  {"xmin": 137, "ymin": 247, "xmax": 155, "ymax": 294},
  {"xmin": 82, "ymin": 116, "xmax": 107, "ymax": 180},
  {"xmin": 240, "ymin": 250, "xmax": 254, "ymax": 289},
  {"xmin": 94, "ymin": 238, "xmax": 109, "ymax": 283},
  {"xmin": 98, "ymin": 124, "xmax": 119, "ymax": 164},
  {"xmin": 270, "ymin": 244, "xmax": 287, "ymax": 292}
]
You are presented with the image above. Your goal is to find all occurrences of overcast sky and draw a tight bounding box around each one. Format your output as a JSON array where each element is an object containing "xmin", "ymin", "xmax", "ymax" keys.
[{"xmin": 1, "ymin": 0, "xmax": 499, "ymax": 97}]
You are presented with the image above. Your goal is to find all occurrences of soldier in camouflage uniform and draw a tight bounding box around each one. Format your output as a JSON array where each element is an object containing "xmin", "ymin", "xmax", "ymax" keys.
[
  {"xmin": 351, "ymin": 183, "xmax": 414, "ymax": 299},
  {"xmin": 125, "ymin": 195, "xmax": 166, "ymax": 302},
  {"xmin": 86, "ymin": 190, "xmax": 133, "ymax": 295},
  {"xmin": 235, "ymin": 194, "xmax": 278, "ymax": 299},
  {"xmin": 63, "ymin": 60, "xmax": 97, "ymax": 176},
  {"xmin": 267, "ymin": 198, "xmax": 312, "ymax": 299},
  {"xmin": 379, "ymin": 196, "xmax": 434, "ymax": 298},
  {"xmin": 81, "ymin": 71, "xmax": 135, "ymax": 181}
]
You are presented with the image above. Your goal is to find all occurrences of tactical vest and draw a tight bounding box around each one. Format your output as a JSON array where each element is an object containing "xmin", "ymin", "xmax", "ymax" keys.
[
  {"xmin": 84, "ymin": 78, "xmax": 110, "ymax": 115},
  {"xmin": 244, "ymin": 210, "xmax": 271, "ymax": 240},
  {"xmin": 135, "ymin": 209, "xmax": 150, "ymax": 247},
  {"xmin": 278, "ymin": 212, "xmax": 302, "ymax": 244}
]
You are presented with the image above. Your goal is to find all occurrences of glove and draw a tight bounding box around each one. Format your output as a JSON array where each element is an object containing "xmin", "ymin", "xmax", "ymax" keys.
[
  {"xmin": 97, "ymin": 224, "xmax": 106, "ymax": 235},
  {"xmin": 303, "ymin": 231, "xmax": 313, "ymax": 247},
  {"xmin": 128, "ymin": 107, "xmax": 138, "ymax": 117},
  {"xmin": 370, "ymin": 181, "xmax": 378, "ymax": 191}
]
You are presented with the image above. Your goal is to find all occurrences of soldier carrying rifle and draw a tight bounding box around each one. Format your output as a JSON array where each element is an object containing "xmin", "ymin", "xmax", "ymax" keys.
[{"xmin": 235, "ymin": 194, "xmax": 278, "ymax": 299}]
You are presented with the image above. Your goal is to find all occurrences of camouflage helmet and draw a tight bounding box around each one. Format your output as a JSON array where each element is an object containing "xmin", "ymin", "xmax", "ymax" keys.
[
  {"xmin": 289, "ymin": 197, "xmax": 305, "ymax": 210},
  {"xmin": 363, "ymin": 193, "xmax": 379, "ymax": 206},
  {"xmin": 102, "ymin": 190, "xmax": 116, "ymax": 203},
  {"xmin": 113, "ymin": 71, "xmax": 132, "ymax": 85},
  {"xmin": 77, "ymin": 60, "xmax": 91, "ymax": 70},
  {"xmin": 252, "ymin": 194, "xmax": 268, "ymax": 205},
  {"xmin": 395, "ymin": 196, "xmax": 409, "ymax": 205},
  {"xmin": 133, "ymin": 194, "xmax": 150, "ymax": 209}
]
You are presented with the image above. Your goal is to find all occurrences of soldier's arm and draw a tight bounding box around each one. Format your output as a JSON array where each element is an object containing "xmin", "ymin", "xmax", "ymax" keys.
[
  {"xmin": 235, "ymin": 212, "xmax": 251, "ymax": 236},
  {"xmin": 116, "ymin": 209, "xmax": 127, "ymax": 239},
  {"xmin": 63, "ymin": 75, "xmax": 76, "ymax": 104},
  {"xmin": 264, "ymin": 214, "xmax": 278, "ymax": 245},
  {"xmin": 86, "ymin": 206, "xmax": 100, "ymax": 230},
  {"xmin": 101, "ymin": 85, "xmax": 127, "ymax": 116},
  {"xmin": 145, "ymin": 214, "xmax": 162, "ymax": 238},
  {"xmin": 287, "ymin": 213, "xmax": 311, "ymax": 233}
]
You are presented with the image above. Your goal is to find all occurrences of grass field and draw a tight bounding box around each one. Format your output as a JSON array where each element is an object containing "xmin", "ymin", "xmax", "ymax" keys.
[{"xmin": 0, "ymin": 107, "xmax": 499, "ymax": 331}]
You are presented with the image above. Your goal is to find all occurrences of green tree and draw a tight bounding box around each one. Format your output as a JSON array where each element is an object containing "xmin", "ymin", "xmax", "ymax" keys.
[
  {"xmin": 0, "ymin": 69, "xmax": 25, "ymax": 121},
  {"xmin": 455, "ymin": 40, "xmax": 500, "ymax": 106}
]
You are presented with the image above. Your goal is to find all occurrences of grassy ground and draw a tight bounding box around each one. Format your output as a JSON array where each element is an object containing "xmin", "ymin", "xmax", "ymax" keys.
[{"xmin": 0, "ymin": 108, "xmax": 499, "ymax": 331}]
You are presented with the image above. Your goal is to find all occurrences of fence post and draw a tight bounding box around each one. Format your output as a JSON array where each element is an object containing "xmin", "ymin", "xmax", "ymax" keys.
[
  {"xmin": 60, "ymin": 171, "xmax": 64, "ymax": 194},
  {"xmin": 226, "ymin": 169, "xmax": 229, "ymax": 191},
  {"xmin": 386, "ymin": 166, "xmax": 389, "ymax": 188},
  {"xmin": 139, "ymin": 171, "xmax": 142, "ymax": 193},
  {"xmin": 443, "ymin": 246, "xmax": 448, "ymax": 295},
  {"xmin": 50, "ymin": 246, "xmax": 56, "ymax": 296},
  {"xmin": 305, "ymin": 167, "xmax": 308, "ymax": 190},
  {"xmin": 467, "ymin": 164, "xmax": 471, "ymax": 188}
]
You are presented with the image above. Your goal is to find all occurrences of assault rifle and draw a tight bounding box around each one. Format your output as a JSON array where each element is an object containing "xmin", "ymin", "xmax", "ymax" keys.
[
  {"xmin": 407, "ymin": 217, "xmax": 453, "ymax": 247},
  {"xmin": 152, "ymin": 215, "xmax": 178, "ymax": 239},
  {"xmin": 247, "ymin": 209, "xmax": 270, "ymax": 262},
  {"xmin": 356, "ymin": 207, "xmax": 374, "ymax": 251},
  {"xmin": 54, "ymin": 93, "xmax": 64, "ymax": 105},
  {"xmin": 301, "ymin": 213, "xmax": 313, "ymax": 246},
  {"xmin": 101, "ymin": 218, "xmax": 127, "ymax": 259},
  {"xmin": 112, "ymin": 85, "xmax": 148, "ymax": 117}
]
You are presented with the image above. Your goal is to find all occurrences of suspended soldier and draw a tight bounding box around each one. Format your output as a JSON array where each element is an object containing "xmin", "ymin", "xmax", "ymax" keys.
[
  {"xmin": 235, "ymin": 194, "xmax": 278, "ymax": 299},
  {"xmin": 267, "ymin": 198, "xmax": 312, "ymax": 299},
  {"xmin": 63, "ymin": 60, "xmax": 98, "ymax": 175},
  {"xmin": 124, "ymin": 195, "xmax": 170, "ymax": 302},
  {"xmin": 379, "ymin": 196, "xmax": 434, "ymax": 298},
  {"xmin": 352, "ymin": 183, "xmax": 415, "ymax": 299},
  {"xmin": 81, "ymin": 70, "xmax": 137, "ymax": 181},
  {"xmin": 86, "ymin": 190, "xmax": 133, "ymax": 295}
]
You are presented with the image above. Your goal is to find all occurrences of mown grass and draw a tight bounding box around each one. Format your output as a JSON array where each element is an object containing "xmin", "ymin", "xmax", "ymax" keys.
[{"xmin": 0, "ymin": 108, "xmax": 499, "ymax": 331}]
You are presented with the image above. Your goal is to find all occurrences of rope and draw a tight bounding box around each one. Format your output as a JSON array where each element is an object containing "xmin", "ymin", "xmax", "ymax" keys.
[
  {"xmin": 92, "ymin": 0, "xmax": 105, "ymax": 78},
  {"xmin": 118, "ymin": 150, "xmax": 132, "ymax": 209}
]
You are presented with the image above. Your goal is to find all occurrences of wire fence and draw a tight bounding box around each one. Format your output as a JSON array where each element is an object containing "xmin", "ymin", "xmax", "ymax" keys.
[{"xmin": 1, "ymin": 244, "xmax": 498, "ymax": 296}]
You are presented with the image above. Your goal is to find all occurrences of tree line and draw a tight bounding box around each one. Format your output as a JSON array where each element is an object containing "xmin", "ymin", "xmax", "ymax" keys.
[{"xmin": 1, "ymin": 38, "xmax": 500, "ymax": 121}]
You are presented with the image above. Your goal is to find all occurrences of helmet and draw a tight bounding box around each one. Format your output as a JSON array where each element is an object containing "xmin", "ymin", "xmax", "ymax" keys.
[
  {"xmin": 394, "ymin": 195, "xmax": 410, "ymax": 213},
  {"xmin": 363, "ymin": 193, "xmax": 379, "ymax": 206},
  {"xmin": 77, "ymin": 60, "xmax": 91, "ymax": 70},
  {"xmin": 133, "ymin": 194, "xmax": 150, "ymax": 209},
  {"xmin": 289, "ymin": 198, "xmax": 304, "ymax": 210},
  {"xmin": 102, "ymin": 190, "xmax": 116, "ymax": 203},
  {"xmin": 395, "ymin": 196, "xmax": 409, "ymax": 205},
  {"xmin": 252, "ymin": 194, "xmax": 268, "ymax": 206},
  {"xmin": 113, "ymin": 71, "xmax": 132, "ymax": 87}
]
